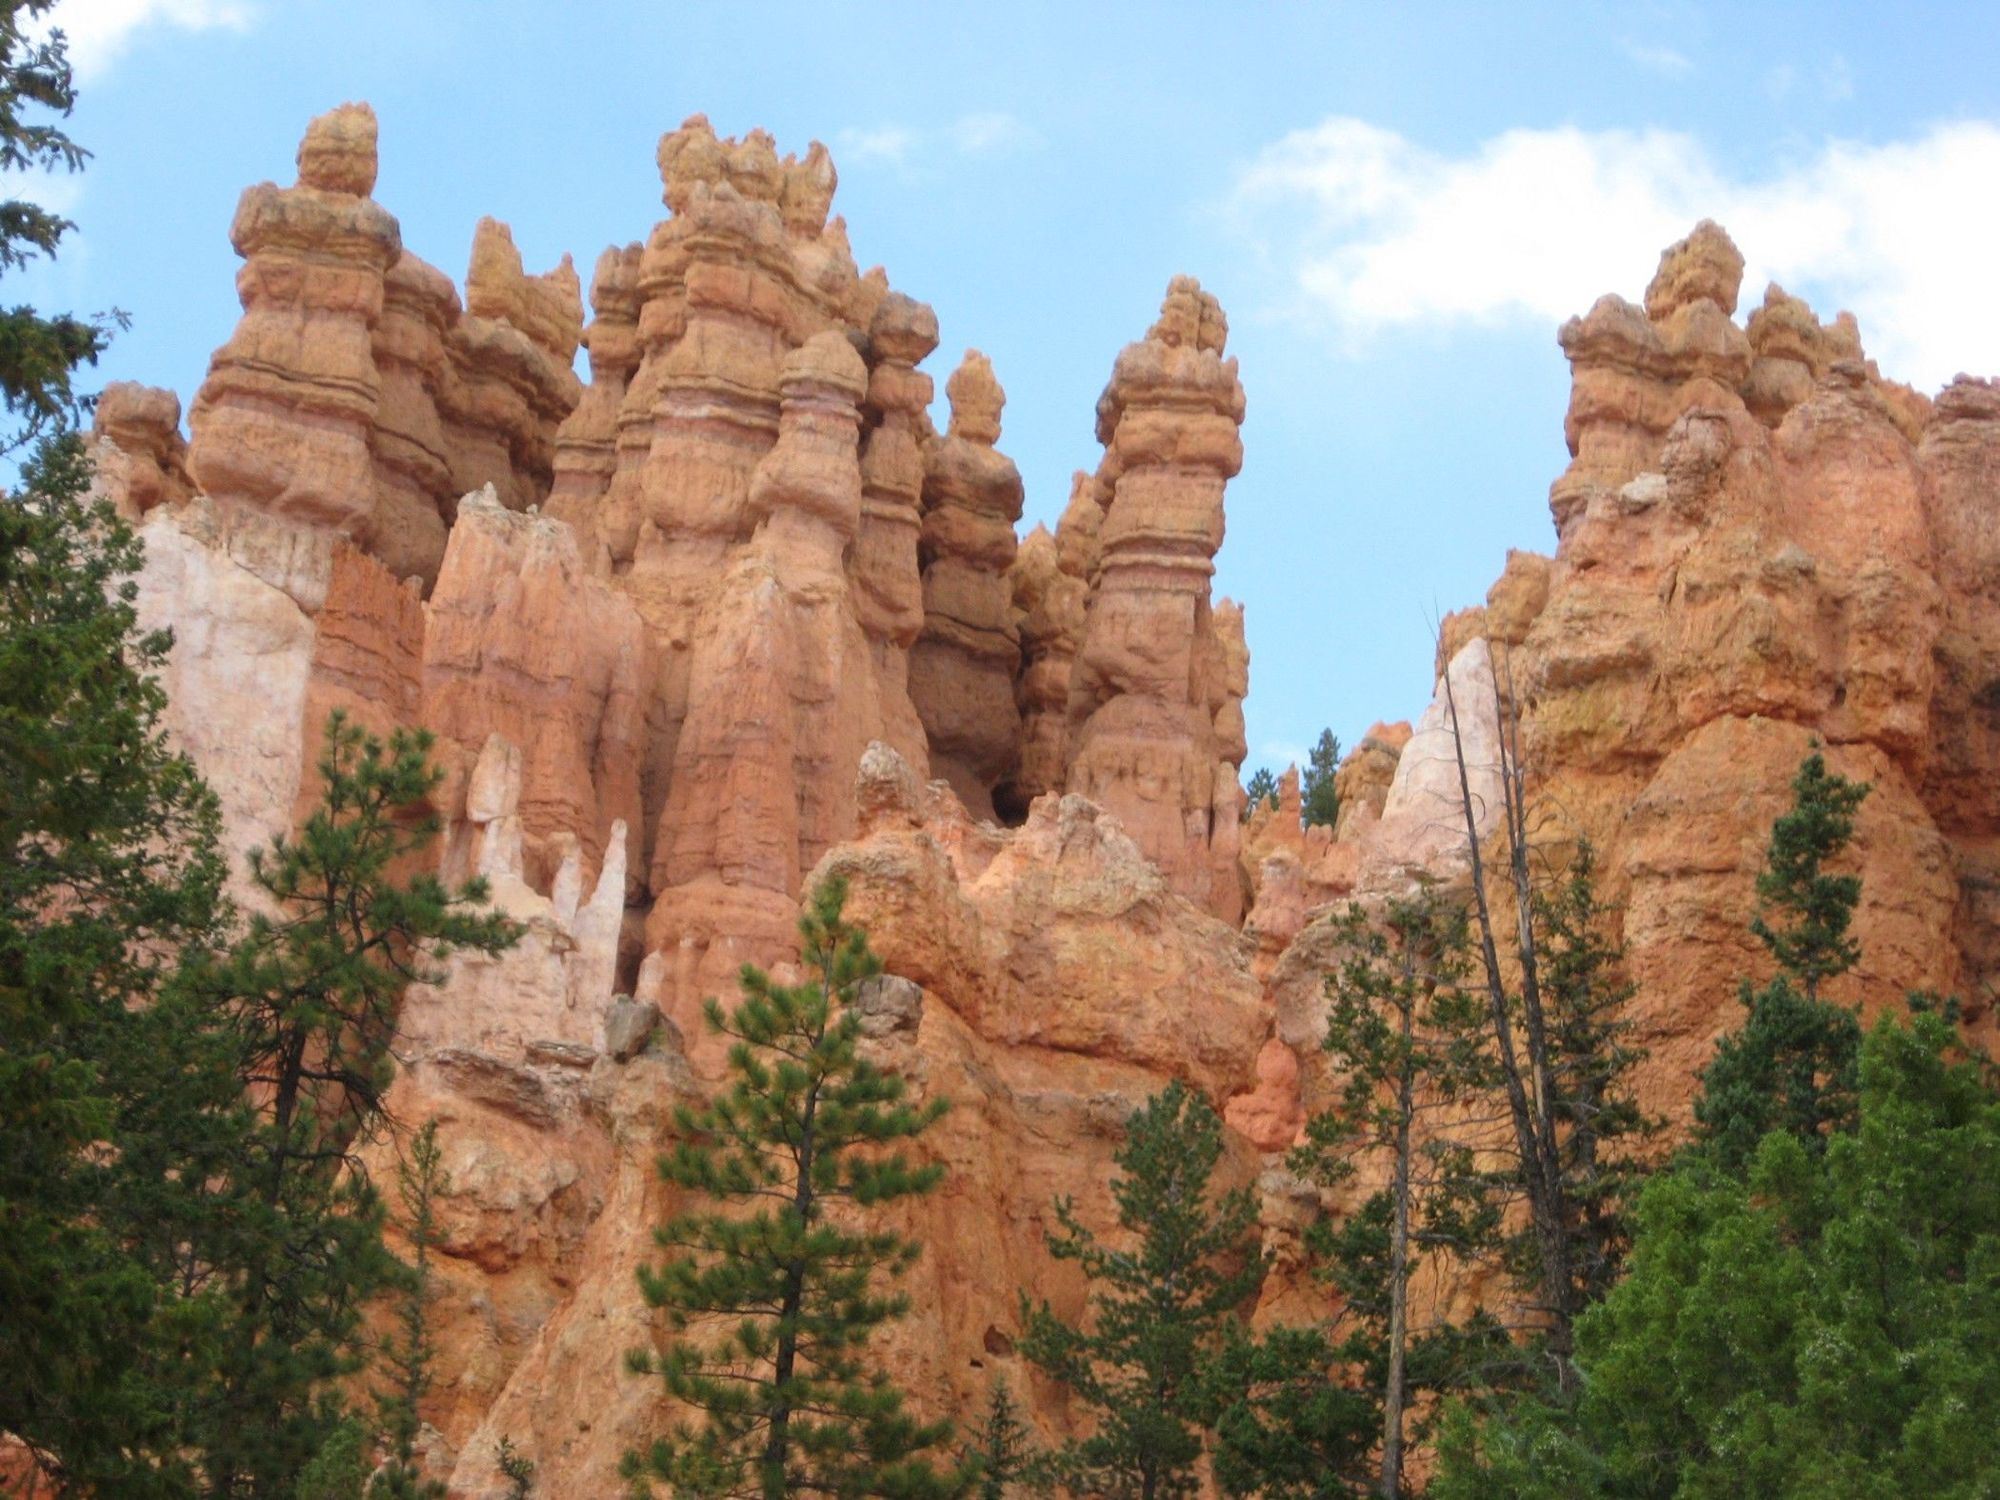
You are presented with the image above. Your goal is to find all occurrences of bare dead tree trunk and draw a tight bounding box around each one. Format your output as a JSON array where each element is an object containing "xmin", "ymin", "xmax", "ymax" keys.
[
  {"xmin": 1380, "ymin": 996, "xmax": 1415, "ymax": 1499},
  {"xmin": 1440, "ymin": 651, "xmax": 1577, "ymax": 1380}
]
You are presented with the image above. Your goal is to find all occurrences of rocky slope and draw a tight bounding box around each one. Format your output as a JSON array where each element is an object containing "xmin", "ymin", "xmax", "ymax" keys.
[{"xmin": 92, "ymin": 108, "xmax": 2000, "ymax": 1494}]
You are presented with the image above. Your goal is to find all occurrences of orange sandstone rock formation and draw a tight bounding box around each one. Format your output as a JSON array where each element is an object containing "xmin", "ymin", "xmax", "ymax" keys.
[
  {"xmin": 1066, "ymin": 276, "xmax": 1251, "ymax": 921},
  {"xmin": 99, "ymin": 97, "xmax": 2000, "ymax": 1497},
  {"xmin": 109, "ymin": 106, "xmax": 1281, "ymax": 1492},
  {"xmin": 910, "ymin": 349, "xmax": 1025, "ymax": 818}
]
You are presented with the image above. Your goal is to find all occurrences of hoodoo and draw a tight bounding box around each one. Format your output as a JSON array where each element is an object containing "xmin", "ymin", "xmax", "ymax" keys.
[{"xmin": 85, "ymin": 106, "xmax": 2000, "ymax": 1492}]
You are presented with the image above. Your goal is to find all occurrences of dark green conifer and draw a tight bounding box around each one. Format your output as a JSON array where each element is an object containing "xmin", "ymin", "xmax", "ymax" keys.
[
  {"xmin": 624, "ymin": 876, "xmax": 960, "ymax": 1499},
  {"xmin": 0, "ymin": 1, "xmax": 123, "ymax": 448},
  {"xmin": 1020, "ymin": 1079, "xmax": 1262, "ymax": 1500},
  {"xmin": 1695, "ymin": 750, "xmax": 1869, "ymax": 1173},
  {"xmin": 1243, "ymin": 766, "xmax": 1279, "ymax": 813},
  {"xmin": 966, "ymin": 1379, "xmax": 1036, "ymax": 1499},
  {"xmin": 1301, "ymin": 730, "xmax": 1343, "ymax": 829},
  {"xmin": 495, "ymin": 1438, "xmax": 536, "ymax": 1498},
  {"xmin": 1434, "ymin": 1011, "xmax": 2000, "ymax": 1499},
  {"xmin": 0, "ymin": 429, "xmax": 235, "ymax": 1493},
  {"xmin": 1235, "ymin": 894, "xmax": 1502, "ymax": 1498},
  {"xmin": 1523, "ymin": 841, "xmax": 1656, "ymax": 1308},
  {"xmin": 369, "ymin": 1120, "xmax": 449, "ymax": 1499},
  {"xmin": 197, "ymin": 714, "xmax": 520, "ymax": 1496}
]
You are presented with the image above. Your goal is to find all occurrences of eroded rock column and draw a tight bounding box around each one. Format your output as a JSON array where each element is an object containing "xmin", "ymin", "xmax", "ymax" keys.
[
  {"xmin": 647, "ymin": 332, "xmax": 882, "ymax": 1043},
  {"xmin": 189, "ymin": 102, "xmax": 400, "ymax": 537},
  {"xmin": 546, "ymin": 243, "xmax": 644, "ymax": 552},
  {"xmin": 909, "ymin": 350, "xmax": 1024, "ymax": 819},
  {"xmin": 854, "ymin": 292, "xmax": 941, "ymax": 771},
  {"xmin": 1065, "ymin": 277, "xmax": 1247, "ymax": 918}
]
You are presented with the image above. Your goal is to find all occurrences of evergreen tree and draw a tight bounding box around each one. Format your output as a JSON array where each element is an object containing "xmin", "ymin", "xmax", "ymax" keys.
[
  {"xmin": 1695, "ymin": 750, "xmax": 1869, "ymax": 1174},
  {"xmin": 1226, "ymin": 894, "xmax": 1503, "ymax": 1498},
  {"xmin": 1243, "ymin": 766, "xmax": 1279, "ymax": 814},
  {"xmin": 196, "ymin": 713, "xmax": 520, "ymax": 1496},
  {"xmin": 0, "ymin": 1, "xmax": 122, "ymax": 448},
  {"xmin": 292, "ymin": 1420, "xmax": 370, "ymax": 1500},
  {"xmin": 624, "ymin": 876, "xmax": 960, "ymax": 1499},
  {"xmin": 369, "ymin": 1120, "xmax": 450, "ymax": 1499},
  {"xmin": 495, "ymin": 1438, "xmax": 536, "ymax": 1499},
  {"xmin": 966, "ymin": 1379, "xmax": 1036, "ymax": 1499},
  {"xmin": 0, "ymin": 432, "xmax": 235, "ymax": 1492},
  {"xmin": 1019, "ymin": 1080, "xmax": 1262, "ymax": 1500},
  {"xmin": 1211, "ymin": 1321, "xmax": 1379, "ymax": 1500},
  {"xmin": 1434, "ymin": 1011, "xmax": 2000, "ymax": 1500},
  {"xmin": 1438, "ymin": 671, "xmax": 1659, "ymax": 1383},
  {"xmin": 1301, "ymin": 730, "xmax": 1342, "ymax": 829},
  {"xmin": 1519, "ymin": 842, "xmax": 1656, "ymax": 1310}
]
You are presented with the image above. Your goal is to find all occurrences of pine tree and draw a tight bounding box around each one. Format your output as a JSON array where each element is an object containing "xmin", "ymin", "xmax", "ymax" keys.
[
  {"xmin": 1522, "ymin": 842, "xmax": 1656, "ymax": 1309},
  {"xmin": 966, "ymin": 1379, "xmax": 1036, "ymax": 1499},
  {"xmin": 1435, "ymin": 1011, "xmax": 2000, "ymax": 1499},
  {"xmin": 368, "ymin": 1120, "xmax": 449, "ymax": 1499},
  {"xmin": 0, "ymin": 1, "xmax": 123, "ymax": 448},
  {"xmin": 495, "ymin": 1438, "xmax": 535, "ymax": 1499},
  {"xmin": 292, "ymin": 1420, "xmax": 370, "ymax": 1500},
  {"xmin": 1243, "ymin": 766, "xmax": 1279, "ymax": 814},
  {"xmin": 1229, "ymin": 893, "xmax": 1504, "ymax": 1498},
  {"xmin": 195, "ymin": 713, "xmax": 520, "ymax": 1496},
  {"xmin": 1438, "ymin": 667, "xmax": 1656, "ymax": 1384},
  {"xmin": 1019, "ymin": 1080, "xmax": 1263, "ymax": 1500},
  {"xmin": 1695, "ymin": 750, "xmax": 1869, "ymax": 1174},
  {"xmin": 1211, "ymin": 1321, "xmax": 1379, "ymax": 1500},
  {"xmin": 0, "ymin": 431, "xmax": 235, "ymax": 1493},
  {"xmin": 1301, "ymin": 730, "xmax": 1342, "ymax": 829},
  {"xmin": 624, "ymin": 875, "xmax": 960, "ymax": 1499}
]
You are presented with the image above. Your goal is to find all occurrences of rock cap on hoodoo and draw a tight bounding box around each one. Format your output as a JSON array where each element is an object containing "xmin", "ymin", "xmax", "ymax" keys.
[
  {"xmin": 946, "ymin": 349, "xmax": 1004, "ymax": 445},
  {"xmin": 296, "ymin": 101, "xmax": 378, "ymax": 196},
  {"xmin": 1645, "ymin": 218, "xmax": 1746, "ymax": 320}
]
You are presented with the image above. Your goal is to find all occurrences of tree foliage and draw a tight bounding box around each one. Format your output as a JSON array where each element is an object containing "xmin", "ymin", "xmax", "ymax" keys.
[
  {"xmin": 1436, "ymin": 1011, "xmax": 2000, "ymax": 1500},
  {"xmin": 496, "ymin": 1438, "xmax": 536, "ymax": 1499},
  {"xmin": 1695, "ymin": 750, "xmax": 1869, "ymax": 1175},
  {"xmin": 1243, "ymin": 766, "xmax": 1278, "ymax": 814},
  {"xmin": 1020, "ymin": 1079, "xmax": 1262, "ymax": 1500},
  {"xmin": 1518, "ymin": 842, "xmax": 1656, "ymax": 1311},
  {"xmin": 625, "ymin": 876, "xmax": 960, "ymax": 1499},
  {"xmin": 0, "ymin": 2, "xmax": 122, "ymax": 448},
  {"xmin": 193, "ymin": 715, "xmax": 519, "ymax": 1495},
  {"xmin": 1233, "ymin": 893, "xmax": 1504, "ymax": 1497},
  {"xmin": 1301, "ymin": 730, "xmax": 1342, "ymax": 829},
  {"xmin": 0, "ymin": 433, "xmax": 236, "ymax": 1492},
  {"xmin": 369, "ymin": 1120, "xmax": 450, "ymax": 1499},
  {"xmin": 1439, "ymin": 668, "xmax": 1656, "ymax": 1384},
  {"xmin": 965, "ymin": 1379, "xmax": 1036, "ymax": 1500}
]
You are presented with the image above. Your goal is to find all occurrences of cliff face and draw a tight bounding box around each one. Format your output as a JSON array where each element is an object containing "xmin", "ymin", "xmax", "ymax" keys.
[{"xmin": 94, "ymin": 106, "xmax": 2000, "ymax": 1494}]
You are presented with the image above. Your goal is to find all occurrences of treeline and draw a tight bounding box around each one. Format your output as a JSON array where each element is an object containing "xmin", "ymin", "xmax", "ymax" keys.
[{"xmin": 613, "ymin": 732, "xmax": 2000, "ymax": 1499}]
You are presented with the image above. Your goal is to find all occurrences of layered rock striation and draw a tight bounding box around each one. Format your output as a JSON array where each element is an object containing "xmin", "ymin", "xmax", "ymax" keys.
[
  {"xmin": 93, "ymin": 98, "xmax": 2000, "ymax": 1494},
  {"xmin": 102, "ymin": 104, "xmax": 1267, "ymax": 1494}
]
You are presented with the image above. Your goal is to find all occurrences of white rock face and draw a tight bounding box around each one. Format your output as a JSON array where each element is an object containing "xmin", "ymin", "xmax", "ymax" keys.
[
  {"xmin": 1359, "ymin": 635, "xmax": 1504, "ymax": 892},
  {"xmin": 131, "ymin": 502, "xmax": 323, "ymax": 898},
  {"xmin": 402, "ymin": 742, "xmax": 630, "ymax": 1062}
]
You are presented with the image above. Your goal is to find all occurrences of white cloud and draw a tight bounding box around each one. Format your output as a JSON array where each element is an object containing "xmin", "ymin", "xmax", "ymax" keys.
[
  {"xmin": 1233, "ymin": 116, "xmax": 2000, "ymax": 390},
  {"xmin": 950, "ymin": 111, "xmax": 1040, "ymax": 155},
  {"xmin": 835, "ymin": 124, "xmax": 918, "ymax": 169},
  {"xmin": 43, "ymin": 0, "xmax": 256, "ymax": 80},
  {"xmin": 837, "ymin": 112, "xmax": 1039, "ymax": 175},
  {"xmin": 1619, "ymin": 39, "xmax": 1693, "ymax": 77}
]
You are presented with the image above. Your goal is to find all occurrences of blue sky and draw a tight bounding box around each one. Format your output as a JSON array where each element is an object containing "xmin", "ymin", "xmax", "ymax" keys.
[{"xmin": 29, "ymin": 0, "xmax": 2000, "ymax": 774}]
